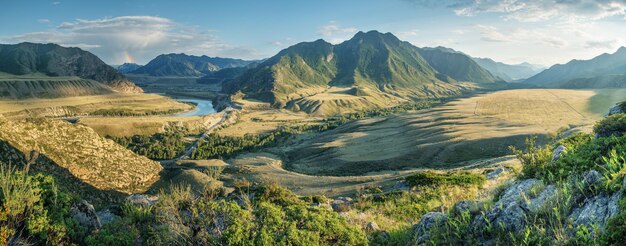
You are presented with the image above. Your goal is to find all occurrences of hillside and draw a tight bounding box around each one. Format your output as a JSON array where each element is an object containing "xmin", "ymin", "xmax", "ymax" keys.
[
  {"xmin": 473, "ymin": 57, "xmax": 544, "ymax": 81},
  {"xmin": 0, "ymin": 116, "xmax": 162, "ymax": 195},
  {"xmin": 225, "ymin": 31, "xmax": 498, "ymax": 114},
  {"xmin": 0, "ymin": 73, "xmax": 115, "ymax": 98},
  {"xmin": 525, "ymin": 47, "xmax": 626, "ymax": 87},
  {"xmin": 130, "ymin": 53, "xmax": 255, "ymax": 77},
  {"xmin": 0, "ymin": 42, "xmax": 143, "ymax": 94},
  {"xmin": 418, "ymin": 47, "xmax": 500, "ymax": 83}
]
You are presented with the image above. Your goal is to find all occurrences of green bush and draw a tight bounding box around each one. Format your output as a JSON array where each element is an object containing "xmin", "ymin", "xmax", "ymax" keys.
[
  {"xmin": 0, "ymin": 162, "xmax": 82, "ymax": 245},
  {"xmin": 594, "ymin": 113, "xmax": 626, "ymax": 138},
  {"xmin": 405, "ymin": 172, "xmax": 486, "ymax": 188},
  {"xmin": 510, "ymin": 136, "xmax": 553, "ymax": 180}
]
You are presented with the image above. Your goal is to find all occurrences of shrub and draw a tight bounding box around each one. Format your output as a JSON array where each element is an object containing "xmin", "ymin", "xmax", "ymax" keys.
[
  {"xmin": 509, "ymin": 136, "xmax": 553, "ymax": 180},
  {"xmin": 594, "ymin": 114, "xmax": 626, "ymax": 138},
  {"xmin": 405, "ymin": 172, "xmax": 486, "ymax": 188},
  {"xmin": 0, "ymin": 162, "xmax": 81, "ymax": 245}
]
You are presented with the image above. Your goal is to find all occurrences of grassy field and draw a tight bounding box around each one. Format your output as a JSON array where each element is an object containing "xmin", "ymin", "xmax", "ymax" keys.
[
  {"xmin": 277, "ymin": 89, "xmax": 626, "ymax": 176},
  {"xmin": 0, "ymin": 93, "xmax": 192, "ymax": 118}
]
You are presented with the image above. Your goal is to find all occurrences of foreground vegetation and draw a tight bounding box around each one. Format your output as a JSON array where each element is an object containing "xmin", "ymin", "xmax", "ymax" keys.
[{"xmin": 422, "ymin": 113, "xmax": 626, "ymax": 245}]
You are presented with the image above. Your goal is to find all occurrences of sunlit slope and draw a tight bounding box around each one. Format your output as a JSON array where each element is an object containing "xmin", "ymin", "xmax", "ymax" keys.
[
  {"xmin": 0, "ymin": 117, "xmax": 162, "ymax": 194},
  {"xmin": 225, "ymin": 31, "xmax": 498, "ymax": 115},
  {"xmin": 282, "ymin": 89, "xmax": 626, "ymax": 176}
]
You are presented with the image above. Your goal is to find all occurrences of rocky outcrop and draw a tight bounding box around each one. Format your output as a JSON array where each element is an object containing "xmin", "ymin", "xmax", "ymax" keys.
[
  {"xmin": 414, "ymin": 175, "xmax": 624, "ymax": 243},
  {"xmin": 570, "ymin": 192, "xmax": 621, "ymax": 233},
  {"xmin": 71, "ymin": 200, "xmax": 101, "ymax": 231},
  {"xmin": 413, "ymin": 212, "xmax": 447, "ymax": 244},
  {"xmin": 127, "ymin": 194, "xmax": 160, "ymax": 206},
  {"xmin": 0, "ymin": 117, "xmax": 162, "ymax": 194},
  {"xmin": 607, "ymin": 103, "xmax": 626, "ymax": 116},
  {"xmin": 552, "ymin": 145, "xmax": 567, "ymax": 161}
]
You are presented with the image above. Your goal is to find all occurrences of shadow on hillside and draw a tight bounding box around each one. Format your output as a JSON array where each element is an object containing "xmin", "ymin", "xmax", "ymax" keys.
[{"xmin": 0, "ymin": 139, "xmax": 127, "ymax": 208}]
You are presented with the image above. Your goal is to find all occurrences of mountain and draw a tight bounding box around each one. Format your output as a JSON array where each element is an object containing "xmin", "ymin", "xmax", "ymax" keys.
[
  {"xmin": 197, "ymin": 66, "xmax": 250, "ymax": 84},
  {"xmin": 0, "ymin": 42, "xmax": 143, "ymax": 94},
  {"xmin": 525, "ymin": 47, "xmax": 626, "ymax": 87},
  {"xmin": 418, "ymin": 47, "xmax": 500, "ymax": 83},
  {"xmin": 473, "ymin": 57, "xmax": 544, "ymax": 81},
  {"xmin": 130, "ymin": 53, "xmax": 255, "ymax": 77},
  {"xmin": 224, "ymin": 31, "xmax": 498, "ymax": 113},
  {"xmin": 116, "ymin": 63, "xmax": 142, "ymax": 74}
]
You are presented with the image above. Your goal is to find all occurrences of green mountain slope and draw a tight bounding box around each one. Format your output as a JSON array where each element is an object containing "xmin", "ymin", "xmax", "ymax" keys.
[
  {"xmin": 225, "ymin": 31, "xmax": 496, "ymax": 113},
  {"xmin": 418, "ymin": 47, "xmax": 500, "ymax": 83},
  {"xmin": 0, "ymin": 42, "xmax": 142, "ymax": 94},
  {"xmin": 131, "ymin": 53, "xmax": 255, "ymax": 77},
  {"xmin": 525, "ymin": 47, "xmax": 626, "ymax": 87}
]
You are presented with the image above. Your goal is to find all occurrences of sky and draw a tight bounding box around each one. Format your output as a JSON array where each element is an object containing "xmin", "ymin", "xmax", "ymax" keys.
[{"xmin": 1, "ymin": 0, "xmax": 626, "ymax": 66}]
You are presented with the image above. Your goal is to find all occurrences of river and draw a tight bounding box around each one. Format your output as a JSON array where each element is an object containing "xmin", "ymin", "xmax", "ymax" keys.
[{"xmin": 174, "ymin": 98, "xmax": 217, "ymax": 117}]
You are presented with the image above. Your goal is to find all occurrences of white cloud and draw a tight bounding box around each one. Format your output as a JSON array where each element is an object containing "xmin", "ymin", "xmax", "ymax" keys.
[
  {"xmin": 38, "ymin": 19, "xmax": 50, "ymax": 24},
  {"xmin": 396, "ymin": 30, "xmax": 419, "ymax": 38},
  {"xmin": 317, "ymin": 22, "xmax": 357, "ymax": 44},
  {"xmin": 0, "ymin": 16, "xmax": 260, "ymax": 64},
  {"xmin": 409, "ymin": 0, "xmax": 626, "ymax": 22},
  {"xmin": 475, "ymin": 25, "xmax": 567, "ymax": 47},
  {"xmin": 51, "ymin": 1, "xmax": 60, "ymax": 5},
  {"xmin": 585, "ymin": 39, "xmax": 618, "ymax": 49}
]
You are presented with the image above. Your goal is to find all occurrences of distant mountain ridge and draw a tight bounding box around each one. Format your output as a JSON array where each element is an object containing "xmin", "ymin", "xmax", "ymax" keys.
[
  {"xmin": 525, "ymin": 47, "xmax": 626, "ymax": 87},
  {"xmin": 225, "ymin": 31, "xmax": 499, "ymax": 112},
  {"xmin": 0, "ymin": 42, "xmax": 143, "ymax": 94},
  {"xmin": 116, "ymin": 63, "xmax": 142, "ymax": 74},
  {"xmin": 472, "ymin": 57, "xmax": 544, "ymax": 81},
  {"xmin": 130, "ymin": 53, "xmax": 255, "ymax": 77}
]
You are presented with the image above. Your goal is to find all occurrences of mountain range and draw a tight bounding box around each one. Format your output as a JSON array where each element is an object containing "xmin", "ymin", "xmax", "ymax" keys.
[
  {"xmin": 115, "ymin": 63, "xmax": 143, "ymax": 74},
  {"xmin": 525, "ymin": 47, "xmax": 626, "ymax": 88},
  {"xmin": 0, "ymin": 42, "xmax": 143, "ymax": 95},
  {"xmin": 130, "ymin": 53, "xmax": 256, "ymax": 77},
  {"xmin": 472, "ymin": 58, "xmax": 545, "ymax": 81},
  {"xmin": 224, "ymin": 31, "xmax": 501, "ymax": 112}
]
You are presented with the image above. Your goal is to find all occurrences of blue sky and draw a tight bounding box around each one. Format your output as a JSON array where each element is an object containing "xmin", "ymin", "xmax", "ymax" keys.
[{"xmin": 1, "ymin": 0, "xmax": 626, "ymax": 66}]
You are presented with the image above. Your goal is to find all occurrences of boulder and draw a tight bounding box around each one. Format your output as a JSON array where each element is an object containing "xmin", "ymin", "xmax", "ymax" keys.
[
  {"xmin": 453, "ymin": 200, "xmax": 483, "ymax": 215},
  {"xmin": 552, "ymin": 145, "xmax": 567, "ymax": 161},
  {"xmin": 524, "ymin": 185, "xmax": 556, "ymax": 213},
  {"xmin": 486, "ymin": 168, "xmax": 507, "ymax": 180},
  {"xmin": 582, "ymin": 170, "xmax": 602, "ymax": 191},
  {"xmin": 413, "ymin": 212, "xmax": 446, "ymax": 244},
  {"xmin": 96, "ymin": 209, "xmax": 120, "ymax": 225},
  {"xmin": 126, "ymin": 194, "xmax": 159, "ymax": 206},
  {"xmin": 71, "ymin": 200, "xmax": 101, "ymax": 231},
  {"xmin": 607, "ymin": 103, "xmax": 626, "ymax": 116},
  {"xmin": 570, "ymin": 192, "xmax": 621, "ymax": 233},
  {"xmin": 366, "ymin": 221, "xmax": 380, "ymax": 232},
  {"xmin": 471, "ymin": 179, "xmax": 544, "ymax": 233}
]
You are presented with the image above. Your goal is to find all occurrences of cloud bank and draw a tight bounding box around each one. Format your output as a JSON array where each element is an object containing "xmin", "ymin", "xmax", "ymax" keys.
[{"xmin": 0, "ymin": 16, "xmax": 259, "ymax": 64}]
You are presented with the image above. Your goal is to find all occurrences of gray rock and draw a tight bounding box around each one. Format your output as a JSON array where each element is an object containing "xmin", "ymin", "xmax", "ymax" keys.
[
  {"xmin": 471, "ymin": 179, "xmax": 544, "ymax": 233},
  {"xmin": 453, "ymin": 200, "xmax": 483, "ymax": 215},
  {"xmin": 486, "ymin": 168, "xmax": 507, "ymax": 180},
  {"xmin": 582, "ymin": 170, "xmax": 602, "ymax": 191},
  {"xmin": 331, "ymin": 200, "xmax": 350, "ymax": 212},
  {"xmin": 96, "ymin": 209, "xmax": 119, "ymax": 225},
  {"xmin": 570, "ymin": 192, "xmax": 622, "ymax": 232},
  {"xmin": 366, "ymin": 221, "xmax": 380, "ymax": 232},
  {"xmin": 498, "ymin": 179, "xmax": 543, "ymax": 206},
  {"xmin": 552, "ymin": 145, "xmax": 567, "ymax": 161},
  {"xmin": 607, "ymin": 103, "xmax": 626, "ymax": 116},
  {"xmin": 126, "ymin": 194, "xmax": 159, "ymax": 206},
  {"xmin": 524, "ymin": 185, "xmax": 557, "ymax": 214},
  {"xmin": 414, "ymin": 212, "xmax": 447, "ymax": 244},
  {"xmin": 71, "ymin": 200, "xmax": 101, "ymax": 231}
]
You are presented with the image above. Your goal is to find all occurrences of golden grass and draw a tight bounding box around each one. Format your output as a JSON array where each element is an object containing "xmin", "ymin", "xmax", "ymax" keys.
[
  {"xmin": 0, "ymin": 93, "xmax": 192, "ymax": 116},
  {"xmin": 281, "ymin": 89, "xmax": 626, "ymax": 176}
]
